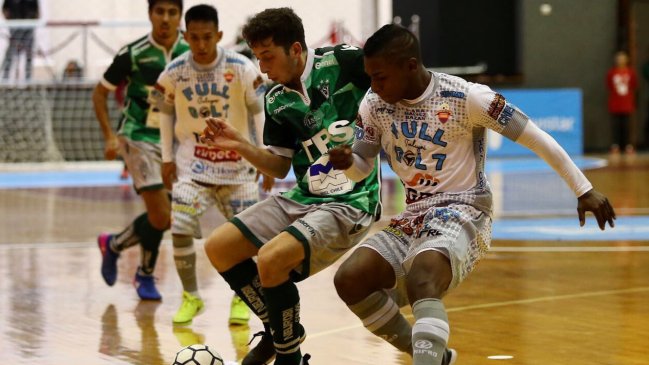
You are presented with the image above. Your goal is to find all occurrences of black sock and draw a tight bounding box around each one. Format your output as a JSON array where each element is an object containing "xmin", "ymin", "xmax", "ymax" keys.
[
  {"xmin": 264, "ymin": 281, "xmax": 303, "ymax": 365},
  {"xmin": 111, "ymin": 212, "xmax": 146, "ymax": 252},
  {"xmin": 221, "ymin": 259, "xmax": 269, "ymax": 327},
  {"xmin": 134, "ymin": 213, "xmax": 164, "ymax": 275}
]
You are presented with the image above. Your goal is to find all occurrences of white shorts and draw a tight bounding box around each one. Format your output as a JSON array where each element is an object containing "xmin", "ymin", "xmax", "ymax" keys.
[
  {"xmin": 360, "ymin": 203, "xmax": 492, "ymax": 303},
  {"xmin": 171, "ymin": 179, "xmax": 259, "ymax": 238},
  {"xmin": 118, "ymin": 138, "xmax": 163, "ymax": 192}
]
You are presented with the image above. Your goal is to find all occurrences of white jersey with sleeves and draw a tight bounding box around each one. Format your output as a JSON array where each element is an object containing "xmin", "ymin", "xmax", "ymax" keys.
[
  {"xmin": 354, "ymin": 72, "xmax": 529, "ymax": 215},
  {"xmin": 155, "ymin": 46, "xmax": 265, "ymax": 185}
]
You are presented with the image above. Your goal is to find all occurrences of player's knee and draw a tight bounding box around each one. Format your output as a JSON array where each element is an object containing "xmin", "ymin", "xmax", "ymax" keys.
[
  {"xmin": 147, "ymin": 211, "xmax": 170, "ymax": 230},
  {"xmin": 334, "ymin": 263, "xmax": 364, "ymax": 303},
  {"xmin": 256, "ymin": 249, "xmax": 290, "ymax": 287},
  {"xmin": 335, "ymin": 251, "xmax": 393, "ymax": 304},
  {"xmin": 406, "ymin": 253, "xmax": 452, "ymax": 301}
]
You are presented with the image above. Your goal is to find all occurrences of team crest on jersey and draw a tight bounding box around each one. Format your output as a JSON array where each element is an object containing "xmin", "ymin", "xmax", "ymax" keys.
[
  {"xmin": 317, "ymin": 79, "xmax": 330, "ymax": 99},
  {"xmin": 435, "ymin": 103, "xmax": 452, "ymax": 123},
  {"xmin": 304, "ymin": 113, "xmax": 318, "ymax": 129},
  {"xmin": 224, "ymin": 68, "xmax": 235, "ymax": 83},
  {"xmin": 405, "ymin": 173, "xmax": 440, "ymax": 187}
]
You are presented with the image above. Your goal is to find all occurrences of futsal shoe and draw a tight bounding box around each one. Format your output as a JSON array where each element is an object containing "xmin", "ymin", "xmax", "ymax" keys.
[
  {"xmin": 97, "ymin": 233, "xmax": 119, "ymax": 286},
  {"xmin": 242, "ymin": 324, "xmax": 306, "ymax": 365},
  {"xmin": 442, "ymin": 348, "xmax": 458, "ymax": 365},
  {"xmin": 173, "ymin": 291, "xmax": 204, "ymax": 325},
  {"xmin": 228, "ymin": 295, "xmax": 250, "ymax": 325},
  {"xmin": 134, "ymin": 268, "xmax": 162, "ymax": 300}
]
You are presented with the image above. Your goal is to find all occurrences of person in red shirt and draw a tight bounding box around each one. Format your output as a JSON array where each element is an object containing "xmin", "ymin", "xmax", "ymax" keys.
[{"xmin": 606, "ymin": 50, "xmax": 638, "ymax": 154}]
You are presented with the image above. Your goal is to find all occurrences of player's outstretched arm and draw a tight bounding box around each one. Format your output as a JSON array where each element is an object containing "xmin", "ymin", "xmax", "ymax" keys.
[
  {"xmin": 202, "ymin": 117, "xmax": 291, "ymax": 179},
  {"xmin": 329, "ymin": 145, "xmax": 376, "ymax": 182},
  {"xmin": 577, "ymin": 189, "xmax": 616, "ymax": 230}
]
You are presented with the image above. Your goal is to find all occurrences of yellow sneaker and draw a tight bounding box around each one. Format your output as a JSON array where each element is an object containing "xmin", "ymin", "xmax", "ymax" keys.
[
  {"xmin": 228, "ymin": 295, "xmax": 250, "ymax": 325},
  {"xmin": 173, "ymin": 291, "xmax": 204, "ymax": 326}
]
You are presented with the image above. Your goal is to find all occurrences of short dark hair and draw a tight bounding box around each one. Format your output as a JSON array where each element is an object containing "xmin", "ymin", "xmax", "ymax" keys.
[
  {"xmin": 185, "ymin": 4, "xmax": 218, "ymax": 28},
  {"xmin": 242, "ymin": 8, "xmax": 307, "ymax": 52},
  {"xmin": 364, "ymin": 24, "xmax": 421, "ymax": 63},
  {"xmin": 148, "ymin": 0, "xmax": 183, "ymax": 13}
]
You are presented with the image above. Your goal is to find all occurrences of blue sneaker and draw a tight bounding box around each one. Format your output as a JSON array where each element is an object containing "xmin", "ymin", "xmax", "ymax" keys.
[
  {"xmin": 97, "ymin": 233, "xmax": 119, "ymax": 286},
  {"xmin": 134, "ymin": 268, "xmax": 162, "ymax": 301}
]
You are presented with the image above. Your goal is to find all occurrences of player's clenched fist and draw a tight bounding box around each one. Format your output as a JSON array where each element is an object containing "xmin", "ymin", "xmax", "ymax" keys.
[{"xmin": 328, "ymin": 145, "xmax": 353, "ymax": 170}]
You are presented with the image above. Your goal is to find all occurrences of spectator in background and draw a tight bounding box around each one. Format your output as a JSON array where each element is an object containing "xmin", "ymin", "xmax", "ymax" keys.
[
  {"xmin": 62, "ymin": 60, "xmax": 83, "ymax": 81},
  {"xmin": 1, "ymin": 0, "xmax": 39, "ymax": 81},
  {"xmin": 606, "ymin": 50, "xmax": 638, "ymax": 155}
]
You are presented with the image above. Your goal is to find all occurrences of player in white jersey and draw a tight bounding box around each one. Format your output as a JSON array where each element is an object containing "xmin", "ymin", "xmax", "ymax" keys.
[
  {"xmin": 329, "ymin": 24, "xmax": 616, "ymax": 365},
  {"xmin": 155, "ymin": 4, "xmax": 271, "ymax": 326}
]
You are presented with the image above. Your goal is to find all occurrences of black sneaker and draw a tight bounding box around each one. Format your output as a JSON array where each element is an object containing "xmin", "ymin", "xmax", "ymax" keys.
[
  {"xmin": 242, "ymin": 331, "xmax": 275, "ymax": 365},
  {"xmin": 442, "ymin": 348, "xmax": 457, "ymax": 365},
  {"xmin": 300, "ymin": 353, "xmax": 311, "ymax": 365},
  {"xmin": 242, "ymin": 326, "xmax": 307, "ymax": 365}
]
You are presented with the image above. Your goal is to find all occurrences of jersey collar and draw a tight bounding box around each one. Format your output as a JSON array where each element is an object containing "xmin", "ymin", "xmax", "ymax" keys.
[
  {"xmin": 401, "ymin": 71, "xmax": 437, "ymax": 106},
  {"xmin": 188, "ymin": 46, "xmax": 224, "ymax": 71},
  {"xmin": 148, "ymin": 31, "xmax": 183, "ymax": 62}
]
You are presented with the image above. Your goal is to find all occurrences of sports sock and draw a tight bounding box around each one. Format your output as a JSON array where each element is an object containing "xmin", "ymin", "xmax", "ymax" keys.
[
  {"xmin": 173, "ymin": 235, "xmax": 198, "ymax": 295},
  {"xmin": 348, "ymin": 290, "xmax": 412, "ymax": 354},
  {"xmin": 220, "ymin": 259, "xmax": 269, "ymax": 328},
  {"xmin": 264, "ymin": 280, "xmax": 303, "ymax": 365},
  {"xmin": 134, "ymin": 213, "xmax": 164, "ymax": 275},
  {"xmin": 110, "ymin": 212, "xmax": 146, "ymax": 252},
  {"xmin": 412, "ymin": 298, "xmax": 449, "ymax": 365}
]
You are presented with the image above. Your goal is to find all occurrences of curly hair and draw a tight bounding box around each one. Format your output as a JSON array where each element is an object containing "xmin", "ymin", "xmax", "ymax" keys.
[{"xmin": 242, "ymin": 8, "xmax": 307, "ymax": 52}]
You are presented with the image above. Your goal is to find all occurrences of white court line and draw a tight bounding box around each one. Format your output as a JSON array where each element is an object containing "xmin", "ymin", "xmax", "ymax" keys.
[{"xmin": 307, "ymin": 286, "xmax": 649, "ymax": 340}]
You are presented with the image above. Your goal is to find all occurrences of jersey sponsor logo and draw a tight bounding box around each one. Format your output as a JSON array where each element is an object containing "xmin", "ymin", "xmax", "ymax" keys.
[
  {"xmin": 435, "ymin": 103, "xmax": 452, "ymax": 123},
  {"xmin": 340, "ymin": 44, "xmax": 360, "ymax": 51},
  {"xmin": 405, "ymin": 188, "xmax": 434, "ymax": 204},
  {"xmin": 301, "ymin": 120, "xmax": 354, "ymax": 163},
  {"xmin": 296, "ymin": 219, "xmax": 317, "ymax": 237},
  {"xmin": 405, "ymin": 173, "xmax": 440, "ymax": 187},
  {"xmin": 138, "ymin": 56, "xmax": 159, "ymax": 64},
  {"xmin": 273, "ymin": 102, "xmax": 295, "ymax": 115},
  {"xmin": 224, "ymin": 68, "xmax": 235, "ymax": 83},
  {"xmin": 363, "ymin": 126, "xmax": 377, "ymax": 143},
  {"xmin": 375, "ymin": 106, "xmax": 395, "ymax": 114},
  {"xmin": 194, "ymin": 145, "xmax": 242, "ymax": 163},
  {"xmin": 497, "ymin": 104, "xmax": 515, "ymax": 126},
  {"xmin": 176, "ymin": 74, "xmax": 190, "ymax": 82},
  {"xmin": 182, "ymin": 82, "xmax": 230, "ymax": 101},
  {"xmin": 314, "ymin": 58, "xmax": 338, "ymax": 69},
  {"xmin": 487, "ymin": 93, "xmax": 506, "ymax": 120},
  {"xmin": 267, "ymin": 89, "xmax": 285, "ymax": 104},
  {"xmin": 440, "ymin": 90, "xmax": 466, "ymax": 99},
  {"xmin": 434, "ymin": 208, "xmax": 460, "ymax": 222},
  {"xmin": 307, "ymin": 157, "xmax": 354, "ymax": 196}
]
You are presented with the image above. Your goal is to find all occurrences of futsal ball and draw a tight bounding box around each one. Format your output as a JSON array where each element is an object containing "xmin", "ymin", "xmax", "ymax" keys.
[{"xmin": 172, "ymin": 344, "xmax": 224, "ymax": 365}]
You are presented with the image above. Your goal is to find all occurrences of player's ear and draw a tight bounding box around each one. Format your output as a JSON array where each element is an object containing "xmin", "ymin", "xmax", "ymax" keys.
[
  {"xmin": 289, "ymin": 42, "xmax": 302, "ymax": 57},
  {"xmin": 407, "ymin": 57, "xmax": 418, "ymax": 72},
  {"xmin": 216, "ymin": 30, "xmax": 223, "ymax": 43}
]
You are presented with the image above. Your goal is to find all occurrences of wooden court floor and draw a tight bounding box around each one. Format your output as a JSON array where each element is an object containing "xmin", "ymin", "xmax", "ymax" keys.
[{"xmin": 0, "ymin": 155, "xmax": 648, "ymax": 365}]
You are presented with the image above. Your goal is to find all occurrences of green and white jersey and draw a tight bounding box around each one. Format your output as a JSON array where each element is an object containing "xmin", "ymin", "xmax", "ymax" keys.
[
  {"xmin": 264, "ymin": 44, "xmax": 381, "ymax": 215},
  {"xmin": 100, "ymin": 32, "xmax": 189, "ymax": 143}
]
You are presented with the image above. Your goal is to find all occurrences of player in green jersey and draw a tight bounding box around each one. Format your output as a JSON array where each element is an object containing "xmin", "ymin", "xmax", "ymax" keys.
[
  {"xmin": 200, "ymin": 7, "xmax": 380, "ymax": 365},
  {"xmin": 92, "ymin": 0, "xmax": 187, "ymax": 301}
]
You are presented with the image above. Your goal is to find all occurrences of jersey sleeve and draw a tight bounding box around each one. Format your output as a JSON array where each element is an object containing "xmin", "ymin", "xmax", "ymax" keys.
[
  {"xmin": 241, "ymin": 59, "xmax": 266, "ymax": 115},
  {"xmin": 466, "ymin": 83, "xmax": 528, "ymax": 142},
  {"xmin": 263, "ymin": 101, "xmax": 298, "ymax": 158},
  {"xmin": 334, "ymin": 44, "xmax": 371, "ymax": 90},
  {"xmin": 153, "ymin": 66, "xmax": 175, "ymax": 115},
  {"xmin": 101, "ymin": 46, "xmax": 132, "ymax": 91},
  {"xmin": 352, "ymin": 94, "xmax": 383, "ymax": 158}
]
